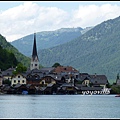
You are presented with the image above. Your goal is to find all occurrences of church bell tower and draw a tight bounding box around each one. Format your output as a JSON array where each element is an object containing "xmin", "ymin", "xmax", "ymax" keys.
[{"xmin": 30, "ymin": 33, "xmax": 39, "ymax": 70}]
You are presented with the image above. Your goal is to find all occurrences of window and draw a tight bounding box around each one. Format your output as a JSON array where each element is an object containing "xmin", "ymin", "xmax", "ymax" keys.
[
  {"xmin": 28, "ymin": 75, "xmax": 31, "ymax": 78},
  {"xmin": 18, "ymin": 80, "xmax": 20, "ymax": 83},
  {"xmin": 22, "ymin": 80, "xmax": 25, "ymax": 83},
  {"xmin": 14, "ymin": 80, "xmax": 16, "ymax": 83},
  {"xmin": 42, "ymin": 81, "xmax": 44, "ymax": 85},
  {"xmin": 18, "ymin": 76, "xmax": 20, "ymax": 78},
  {"xmin": 7, "ymin": 73, "xmax": 9, "ymax": 76},
  {"xmin": 76, "ymin": 75, "xmax": 78, "ymax": 78},
  {"xmin": 35, "ymin": 75, "xmax": 39, "ymax": 79},
  {"xmin": 85, "ymin": 80, "xmax": 89, "ymax": 85},
  {"xmin": 95, "ymin": 81, "xmax": 97, "ymax": 83},
  {"xmin": 35, "ymin": 64, "xmax": 37, "ymax": 66},
  {"xmin": 42, "ymin": 80, "xmax": 45, "ymax": 85}
]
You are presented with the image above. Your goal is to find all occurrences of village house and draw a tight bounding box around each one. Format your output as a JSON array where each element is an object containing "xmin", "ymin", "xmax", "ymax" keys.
[
  {"xmin": 40, "ymin": 75, "xmax": 56, "ymax": 86},
  {"xmin": 0, "ymin": 32, "xmax": 110, "ymax": 95},
  {"xmin": 73, "ymin": 73, "xmax": 109, "ymax": 94},
  {"xmin": 11, "ymin": 73, "xmax": 27, "ymax": 86},
  {"xmin": 90, "ymin": 74, "xmax": 109, "ymax": 88},
  {"xmin": 38, "ymin": 74, "xmax": 64, "ymax": 94},
  {"xmin": 57, "ymin": 83, "xmax": 78, "ymax": 94},
  {"xmin": 53, "ymin": 66, "xmax": 80, "ymax": 83},
  {"xmin": 2, "ymin": 67, "xmax": 15, "ymax": 81},
  {"xmin": 26, "ymin": 68, "xmax": 44, "ymax": 86},
  {"xmin": 76, "ymin": 73, "xmax": 108, "ymax": 89},
  {"xmin": 53, "ymin": 66, "xmax": 79, "ymax": 75}
]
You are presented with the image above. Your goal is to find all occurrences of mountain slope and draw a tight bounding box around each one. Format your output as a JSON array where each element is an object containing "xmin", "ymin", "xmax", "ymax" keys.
[
  {"xmin": 10, "ymin": 27, "xmax": 92, "ymax": 57},
  {"xmin": 0, "ymin": 44, "xmax": 18, "ymax": 71},
  {"xmin": 0, "ymin": 34, "xmax": 30, "ymax": 67},
  {"xmin": 38, "ymin": 16, "xmax": 120, "ymax": 81}
]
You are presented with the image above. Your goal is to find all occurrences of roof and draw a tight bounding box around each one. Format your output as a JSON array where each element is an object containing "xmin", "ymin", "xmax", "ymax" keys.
[
  {"xmin": 43, "ymin": 74, "xmax": 62, "ymax": 81},
  {"xmin": 2, "ymin": 67, "xmax": 15, "ymax": 76},
  {"xmin": 54, "ymin": 66, "xmax": 78, "ymax": 74},
  {"xmin": 40, "ymin": 67, "xmax": 55, "ymax": 73},
  {"xmin": 13, "ymin": 84, "xmax": 22, "ymax": 88},
  {"xmin": 75, "ymin": 84, "xmax": 86, "ymax": 87},
  {"xmin": 26, "ymin": 69, "xmax": 44, "ymax": 80},
  {"xmin": 47, "ymin": 83, "xmax": 54, "ymax": 87},
  {"xmin": 3, "ymin": 86, "xmax": 11, "ymax": 91},
  {"xmin": 90, "ymin": 75, "xmax": 108, "ymax": 84},
  {"xmin": 79, "ymin": 73, "xmax": 90, "ymax": 81},
  {"xmin": 40, "ymin": 87, "xmax": 46, "ymax": 91},
  {"xmin": 12, "ymin": 73, "xmax": 27, "ymax": 78},
  {"xmin": 79, "ymin": 74, "xmax": 108, "ymax": 84},
  {"xmin": 31, "ymin": 68, "xmax": 42, "ymax": 74},
  {"xmin": 81, "ymin": 86, "xmax": 103, "ymax": 91},
  {"xmin": 82, "ymin": 76, "xmax": 91, "ymax": 81},
  {"xmin": 60, "ymin": 83, "xmax": 74, "ymax": 87},
  {"xmin": 26, "ymin": 84, "xmax": 32, "ymax": 88}
]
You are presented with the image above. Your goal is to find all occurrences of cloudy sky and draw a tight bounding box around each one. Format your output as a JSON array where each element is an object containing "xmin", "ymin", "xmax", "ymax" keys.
[{"xmin": 1, "ymin": 1, "xmax": 120, "ymax": 42}]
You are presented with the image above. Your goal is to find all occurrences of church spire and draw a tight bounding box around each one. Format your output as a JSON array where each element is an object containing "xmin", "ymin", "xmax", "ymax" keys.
[
  {"xmin": 30, "ymin": 33, "xmax": 39, "ymax": 70},
  {"xmin": 32, "ymin": 33, "xmax": 38, "ymax": 60}
]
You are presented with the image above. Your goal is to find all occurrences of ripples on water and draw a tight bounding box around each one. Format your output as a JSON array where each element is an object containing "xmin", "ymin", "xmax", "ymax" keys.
[{"xmin": 0, "ymin": 94, "xmax": 120, "ymax": 118}]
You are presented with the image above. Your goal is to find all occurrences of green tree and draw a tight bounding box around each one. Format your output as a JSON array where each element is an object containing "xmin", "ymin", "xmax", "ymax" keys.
[
  {"xmin": 106, "ymin": 82, "xmax": 111, "ymax": 88},
  {"xmin": 111, "ymin": 85, "xmax": 120, "ymax": 94},
  {"xmin": 52, "ymin": 62, "xmax": 61, "ymax": 68},
  {"xmin": 0, "ymin": 45, "xmax": 19, "ymax": 70},
  {"xmin": 0, "ymin": 34, "xmax": 30, "ymax": 68},
  {"xmin": 13, "ymin": 63, "xmax": 27, "ymax": 75}
]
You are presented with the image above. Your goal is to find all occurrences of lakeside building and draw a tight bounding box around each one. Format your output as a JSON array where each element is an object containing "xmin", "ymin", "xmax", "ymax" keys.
[
  {"xmin": 11, "ymin": 73, "xmax": 27, "ymax": 86},
  {"xmin": 2, "ymin": 67, "xmax": 15, "ymax": 81},
  {"xmin": 0, "ymin": 33, "xmax": 109, "ymax": 94}
]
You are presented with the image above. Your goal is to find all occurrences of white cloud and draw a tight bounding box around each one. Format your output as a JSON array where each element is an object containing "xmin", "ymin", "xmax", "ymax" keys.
[
  {"xmin": 70, "ymin": 4, "xmax": 120, "ymax": 28},
  {"xmin": 0, "ymin": 2, "xmax": 120, "ymax": 42}
]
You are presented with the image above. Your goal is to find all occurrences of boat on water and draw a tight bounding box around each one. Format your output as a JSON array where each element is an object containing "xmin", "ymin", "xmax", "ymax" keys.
[
  {"xmin": 115, "ymin": 94, "xmax": 120, "ymax": 97},
  {"xmin": 22, "ymin": 90, "xmax": 28, "ymax": 95}
]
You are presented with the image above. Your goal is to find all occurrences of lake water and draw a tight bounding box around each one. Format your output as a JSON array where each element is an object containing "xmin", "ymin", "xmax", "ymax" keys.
[{"xmin": 0, "ymin": 94, "xmax": 120, "ymax": 119}]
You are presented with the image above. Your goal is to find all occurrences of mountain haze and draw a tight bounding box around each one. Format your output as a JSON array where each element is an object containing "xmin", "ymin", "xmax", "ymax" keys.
[{"xmin": 38, "ymin": 16, "xmax": 120, "ymax": 82}]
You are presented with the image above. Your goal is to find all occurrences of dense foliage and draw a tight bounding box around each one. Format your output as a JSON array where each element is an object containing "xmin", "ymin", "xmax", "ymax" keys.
[
  {"xmin": 0, "ymin": 34, "xmax": 30, "ymax": 68},
  {"xmin": 111, "ymin": 85, "xmax": 120, "ymax": 94},
  {"xmin": 52, "ymin": 63, "xmax": 61, "ymax": 68},
  {"xmin": 0, "ymin": 45, "xmax": 18, "ymax": 70},
  {"xmin": 12, "ymin": 63, "xmax": 27, "ymax": 75}
]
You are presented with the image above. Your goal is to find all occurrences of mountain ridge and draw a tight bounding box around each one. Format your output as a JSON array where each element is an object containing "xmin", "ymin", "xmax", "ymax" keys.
[
  {"xmin": 10, "ymin": 27, "xmax": 92, "ymax": 57},
  {"xmin": 9, "ymin": 16, "xmax": 120, "ymax": 82},
  {"xmin": 38, "ymin": 16, "xmax": 120, "ymax": 82}
]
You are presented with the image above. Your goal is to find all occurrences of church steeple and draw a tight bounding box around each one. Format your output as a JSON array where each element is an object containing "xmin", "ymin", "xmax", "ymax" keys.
[
  {"xmin": 32, "ymin": 33, "xmax": 38, "ymax": 60},
  {"xmin": 30, "ymin": 33, "xmax": 39, "ymax": 70}
]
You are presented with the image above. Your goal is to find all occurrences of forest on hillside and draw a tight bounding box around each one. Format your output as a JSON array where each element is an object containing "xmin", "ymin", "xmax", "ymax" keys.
[{"xmin": 0, "ymin": 34, "xmax": 30, "ymax": 68}]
